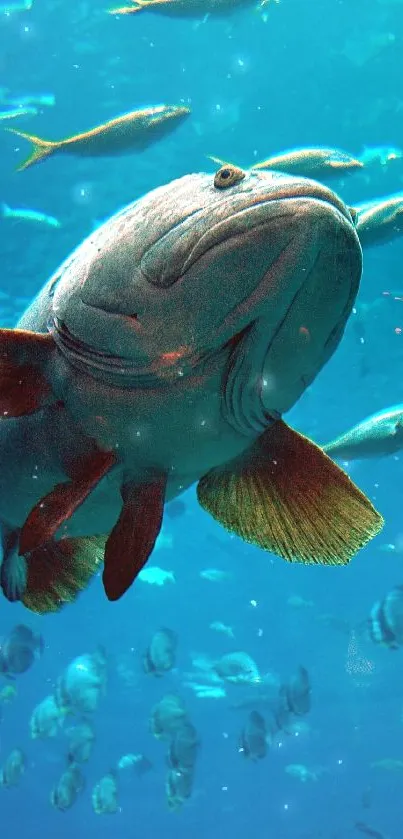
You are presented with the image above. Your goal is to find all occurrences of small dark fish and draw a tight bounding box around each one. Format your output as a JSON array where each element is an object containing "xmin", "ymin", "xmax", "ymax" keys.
[
  {"xmin": 55, "ymin": 648, "xmax": 107, "ymax": 714},
  {"xmin": 149, "ymin": 694, "xmax": 188, "ymax": 740},
  {"xmin": 50, "ymin": 763, "xmax": 85, "ymax": 812},
  {"xmin": 7, "ymin": 104, "xmax": 190, "ymax": 171},
  {"xmin": 361, "ymin": 785, "xmax": 374, "ymax": 809},
  {"xmin": 281, "ymin": 666, "xmax": 311, "ymax": 716},
  {"xmin": 239, "ymin": 710, "xmax": 267, "ymax": 760},
  {"xmin": 143, "ymin": 627, "xmax": 177, "ymax": 676},
  {"xmin": 0, "ymin": 748, "xmax": 25, "ymax": 788},
  {"xmin": 165, "ymin": 767, "xmax": 194, "ymax": 811},
  {"xmin": 92, "ymin": 772, "xmax": 119, "ymax": 815},
  {"xmin": 66, "ymin": 721, "xmax": 95, "ymax": 763},
  {"xmin": 368, "ymin": 586, "xmax": 403, "ymax": 649},
  {"xmin": 168, "ymin": 721, "xmax": 200, "ymax": 772},
  {"xmin": 0, "ymin": 624, "xmax": 43, "ymax": 676},
  {"xmin": 354, "ymin": 821, "xmax": 386, "ymax": 839}
]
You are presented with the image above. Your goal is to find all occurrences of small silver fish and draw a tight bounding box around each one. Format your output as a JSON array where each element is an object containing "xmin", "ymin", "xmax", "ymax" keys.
[
  {"xmin": 2, "ymin": 203, "xmax": 61, "ymax": 228},
  {"xmin": 323, "ymin": 405, "xmax": 403, "ymax": 461},
  {"xmin": 0, "ymin": 106, "xmax": 37, "ymax": 120}
]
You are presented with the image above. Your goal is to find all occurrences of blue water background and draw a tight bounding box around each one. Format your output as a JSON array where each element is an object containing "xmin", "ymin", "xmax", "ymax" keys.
[{"xmin": 1, "ymin": 0, "xmax": 403, "ymax": 836}]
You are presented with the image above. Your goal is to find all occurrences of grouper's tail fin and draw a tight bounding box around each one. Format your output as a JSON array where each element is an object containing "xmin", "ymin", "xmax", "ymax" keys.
[{"xmin": 6, "ymin": 129, "xmax": 59, "ymax": 171}]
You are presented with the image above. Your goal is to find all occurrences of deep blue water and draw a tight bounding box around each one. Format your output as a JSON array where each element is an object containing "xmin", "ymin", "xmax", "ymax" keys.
[{"xmin": 1, "ymin": 0, "xmax": 403, "ymax": 836}]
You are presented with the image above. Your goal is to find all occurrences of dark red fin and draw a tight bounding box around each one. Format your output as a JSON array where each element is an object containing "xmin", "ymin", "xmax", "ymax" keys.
[
  {"xmin": 197, "ymin": 419, "xmax": 384, "ymax": 566},
  {"xmin": 21, "ymin": 535, "xmax": 107, "ymax": 614},
  {"xmin": 103, "ymin": 476, "xmax": 167, "ymax": 601},
  {"xmin": 0, "ymin": 328, "xmax": 55, "ymax": 416},
  {"xmin": 19, "ymin": 449, "xmax": 116, "ymax": 556}
]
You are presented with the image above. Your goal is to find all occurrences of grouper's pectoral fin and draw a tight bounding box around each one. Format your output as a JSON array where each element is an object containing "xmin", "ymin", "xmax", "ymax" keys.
[
  {"xmin": 103, "ymin": 475, "xmax": 167, "ymax": 601},
  {"xmin": 0, "ymin": 328, "xmax": 56, "ymax": 416},
  {"xmin": 21, "ymin": 536, "xmax": 107, "ymax": 614},
  {"xmin": 197, "ymin": 419, "xmax": 384, "ymax": 566},
  {"xmin": 19, "ymin": 449, "xmax": 117, "ymax": 556}
]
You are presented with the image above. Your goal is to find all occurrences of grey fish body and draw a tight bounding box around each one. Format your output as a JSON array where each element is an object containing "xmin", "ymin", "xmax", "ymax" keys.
[
  {"xmin": 0, "ymin": 167, "xmax": 383, "ymax": 613},
  {"xmin": 323, "ymin": 406, "xmax": 403, "ymax": 460}
]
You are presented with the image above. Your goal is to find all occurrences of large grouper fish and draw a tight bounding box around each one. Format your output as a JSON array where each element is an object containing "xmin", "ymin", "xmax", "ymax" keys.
[{"xmin": 0, "ymin": 164, "xmax": 383, "ymax": 614}]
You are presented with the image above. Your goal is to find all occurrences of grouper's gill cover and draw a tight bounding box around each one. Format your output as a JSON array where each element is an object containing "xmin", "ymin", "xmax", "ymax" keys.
[{"xmin": 0, "ymin": 167, "xmax": 383, "ymax": 614}]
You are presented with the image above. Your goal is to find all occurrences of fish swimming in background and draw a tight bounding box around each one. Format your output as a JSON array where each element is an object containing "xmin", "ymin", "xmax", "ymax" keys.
[
  {"xmin": 368, "ymin": 585, "xmax": 403, "ymax": 650},
  {"xmin": 239, "ymin": 710, "xmax": 268, "ymax": 760},
  {"xmin": 30, "ymin": 694, "xmax": 65, "ymax": 739},
  {"xmin": 50, "ymin": 763, "xmax": 85, "ymax": 812},
  {"xmin": 354, "ymin": 821, "xmax": 387, "ymax": 839},
  {"xmin": 209, "ymin": 620, "xmax": 235, "ymax": 638},
  {"xmin": 0, "ymin": 106, "xmax": 38, "ymax": 121},
  {"xmin": 6, "ymin": 104, "xmax": 191, "ymax": 171},
  {"xmin": 323, "ymin": 406, "xmax": 403, "ymax": 461},
  {"xmin": 354, "ymin": 194, "xmax": 403, "ymax": 247},
  {"xmin": 0, "ymin": 748, "xmax": 26, "ymax": 789},
  {"xmin": 2, "ymin": 203, "xmax": 61, "ymax": 228},
  {"xmin": 143, "ymin": 627, "xmax": 178, "ymax": 676},
  {"xmin": 213, "ymin": 651, "xmax": 261, "ymax": 685},
  {"xmin": 8, "ymin": 93, "xmax": 55, "ymax": 109},
  {"xmin": 209, "ymin": 147, "xmax": 363, "ymax": 180},
  {"xmin": 0, "ymin": 0, "xmax": 33, "ymax": 12},
  {"xmin": 0, "ymin": 624, "xmax": 43, "ymax": 677},
  {"xmin": 109, "ymin": 0, "xmax": 261, "ymax": 18},
  {"xmin": 0, "ymin": 165, "xmax": 383, "ymax": 614},
  {"xmin": 92, "ymin": 772, "xmax": 119, "ymax": 815},
  {"xmin": 359, "ymin": 145, "xmax": 402, "ymax": 167}
]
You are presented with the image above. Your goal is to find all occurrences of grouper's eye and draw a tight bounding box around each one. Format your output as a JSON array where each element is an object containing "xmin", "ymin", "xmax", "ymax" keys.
[{"xmin": 214, "ymin": 164, "xmax": 245, "ymax": 189}]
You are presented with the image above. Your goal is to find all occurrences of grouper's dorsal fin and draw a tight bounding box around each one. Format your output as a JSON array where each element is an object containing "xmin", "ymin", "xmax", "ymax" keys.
[
  {"xmin": 0, "ymin": 328, "xmax": 56, "ymax": 416},
  {"xmin": 197, "ymin": 419, "xmax": 383, "ymax": 566},
  {"xmin": 103, "ymin": 475, "xmax": 167, "ymax": 601},
  {"xmin": 19, "ymin": 449, "xmax": 117, "ymax": 556}
]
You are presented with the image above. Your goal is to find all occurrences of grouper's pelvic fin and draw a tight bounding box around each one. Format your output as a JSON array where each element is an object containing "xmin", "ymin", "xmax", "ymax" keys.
[
  {"xmin": 102, "ymin": 475, "xmax": 167, "ymax": 601},
  {"xmin": 197, "ymin": 419, "xmax": 384, "ymax": 566},
  {"xmin": 19, "ymin": 449, "xmax": 117, "ymax": 556},
  {"xmin": 6, "ymin": 129, "xmax": 59, "ymax": 172},
  {"xmin": 17, "ymin": 465, "xmax": 166, "ymax": 611},
  {"xmin": 0, "ymin": 328, "xmax": 56, "ymax": 416}
]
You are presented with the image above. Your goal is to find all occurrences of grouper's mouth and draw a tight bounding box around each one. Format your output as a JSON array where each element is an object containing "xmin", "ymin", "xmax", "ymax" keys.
[{"xmin": 49, "ymin": 315, "xmax": 242, "ymax": 386}]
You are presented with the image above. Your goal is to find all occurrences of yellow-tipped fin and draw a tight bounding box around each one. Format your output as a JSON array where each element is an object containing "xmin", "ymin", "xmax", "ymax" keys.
[
  {"xmin": 197, "ymin": 420, "xmax": 383, "ymax": 566},
  {"xmin": 22, "ymin": 535, "xmax": 107, "ymax": 614},
  {"xmin": 6, "ymin": 129, "xmax": 59, "ymax": 171}
]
